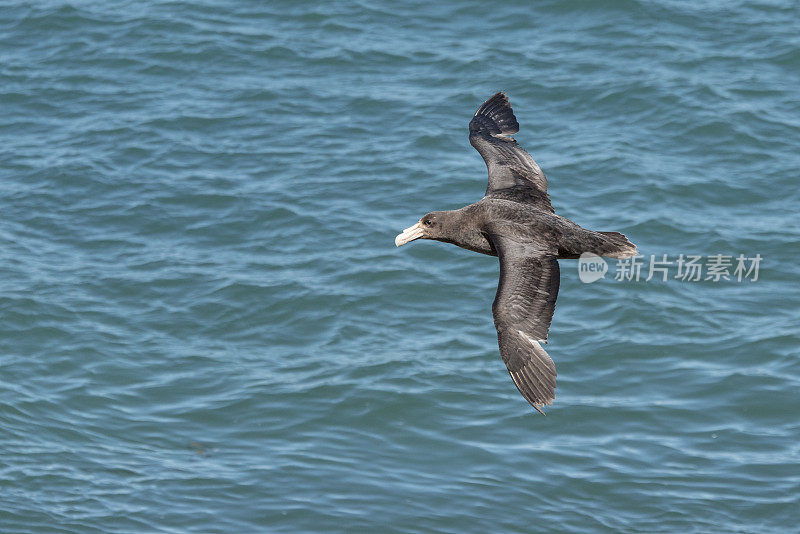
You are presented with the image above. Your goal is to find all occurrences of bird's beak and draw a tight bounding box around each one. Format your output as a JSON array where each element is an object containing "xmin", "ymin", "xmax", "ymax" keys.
[{"xmin": 395, "ymin": 221, "xmax": 425, "ymax": 247}]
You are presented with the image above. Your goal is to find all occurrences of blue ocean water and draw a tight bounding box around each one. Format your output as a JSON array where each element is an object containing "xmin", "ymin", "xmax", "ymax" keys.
[{"xmin": 1, "ymin": 1, "xmax": 799, "ymax": 532}]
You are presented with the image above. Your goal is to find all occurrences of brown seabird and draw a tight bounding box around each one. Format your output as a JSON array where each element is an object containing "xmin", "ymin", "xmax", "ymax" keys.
[{"xmin": 395, "ymin": 92, "xmax": 637, "ymax": 415}]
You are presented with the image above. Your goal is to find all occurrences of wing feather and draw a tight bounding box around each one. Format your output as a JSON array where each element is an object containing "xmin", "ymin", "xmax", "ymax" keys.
[
  {"xmin": 469, "ymin": 92, "xmax": 549, "ymax": 196},
  {"xmin": 489, "ymin": 234, "xmax": 560, "ymax": 413}
]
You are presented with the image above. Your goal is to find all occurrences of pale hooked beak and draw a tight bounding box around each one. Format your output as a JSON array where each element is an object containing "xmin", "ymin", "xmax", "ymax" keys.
[{"xmin": 395, "ymin": 221, "xmax": 425, "ymax": 247}]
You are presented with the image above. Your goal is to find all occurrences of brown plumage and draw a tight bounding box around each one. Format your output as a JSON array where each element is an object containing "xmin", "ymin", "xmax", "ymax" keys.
[{"xmin": 395, "ymin": 92, "xmax": 637, "ymax": 414}]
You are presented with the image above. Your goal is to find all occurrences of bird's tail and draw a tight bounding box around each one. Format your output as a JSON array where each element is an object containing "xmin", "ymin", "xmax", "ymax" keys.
[{"xmin": 595, "ymin": 231, "xmax": 638, "ymax": 259}]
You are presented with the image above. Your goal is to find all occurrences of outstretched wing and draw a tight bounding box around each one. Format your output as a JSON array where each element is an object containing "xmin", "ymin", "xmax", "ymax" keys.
[
  {"xmin": 469, "ymin": 92, "xmax": 548, "ymax": 195},
  {"xmin": 489, "ymin": 234, "xmax": 560, "ymax": 414}
]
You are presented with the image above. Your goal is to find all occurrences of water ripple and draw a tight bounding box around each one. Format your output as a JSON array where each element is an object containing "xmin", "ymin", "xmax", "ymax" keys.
[{"xmin": 2, "ymin": 0, "xmax": 799, "ymax": 532}]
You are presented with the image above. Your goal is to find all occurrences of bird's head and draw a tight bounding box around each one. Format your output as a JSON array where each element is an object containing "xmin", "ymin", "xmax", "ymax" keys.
[{"xmin": 395, "ymin": 211, "xmax": 448, "ymax": 247}]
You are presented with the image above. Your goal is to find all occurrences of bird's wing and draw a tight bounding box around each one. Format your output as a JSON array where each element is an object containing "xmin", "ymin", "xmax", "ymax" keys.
[
  {"xmin": 469, "ymin": 92, "xmax": 549, "ymax": 196},
  {"xmin": 488, "ymin": 234, "xmax": 560, "ymax": 414}
]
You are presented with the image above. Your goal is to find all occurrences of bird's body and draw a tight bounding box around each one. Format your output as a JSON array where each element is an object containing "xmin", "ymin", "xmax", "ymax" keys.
[
  {"xmin": 395, "ymin": 92, "xmax": 637, "ymax": 414},
  {"xmin": 422, "ymin": 199, "xmax": 634, "ymax": 260}
]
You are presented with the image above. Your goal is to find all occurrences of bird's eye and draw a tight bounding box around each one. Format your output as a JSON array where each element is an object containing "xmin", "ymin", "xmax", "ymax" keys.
[{"xmin": 424, "ymin": 219, "xmax": 432, "ymax": 226}]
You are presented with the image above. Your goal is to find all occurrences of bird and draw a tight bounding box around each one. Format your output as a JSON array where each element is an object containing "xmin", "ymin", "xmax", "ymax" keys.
[{"xmin": 395, "ymin": 92, "xmax": 637, "ymax": 415}]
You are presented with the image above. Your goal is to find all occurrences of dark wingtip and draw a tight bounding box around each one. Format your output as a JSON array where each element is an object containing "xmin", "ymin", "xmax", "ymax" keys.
[
  {"xmin": 482, "ymin": 91, "xmax": 512, "ymax": 113},
  {"xmin": 471, "ymin": 91, "xmax": 519, "ymax": 137},
  {"xmin": 533, "ymin": 404, "xmax": 546, "ymax": 416}
]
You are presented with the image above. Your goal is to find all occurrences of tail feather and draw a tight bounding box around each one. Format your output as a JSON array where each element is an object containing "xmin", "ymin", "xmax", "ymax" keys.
[{"xmin": 597, "ymin": 231, "xmax": 638, "ymax": 258}]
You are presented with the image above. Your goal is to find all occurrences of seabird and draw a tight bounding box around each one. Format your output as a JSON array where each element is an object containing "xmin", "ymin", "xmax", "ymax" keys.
[{"xmin": 395, "ymin": 92, "xmax": 637, "ymax": 415}]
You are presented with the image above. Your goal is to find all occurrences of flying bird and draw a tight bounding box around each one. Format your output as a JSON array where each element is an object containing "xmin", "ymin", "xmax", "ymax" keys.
[{"xmin": 395, "ymin": 92, "xmax": 637, "ymax": 415}]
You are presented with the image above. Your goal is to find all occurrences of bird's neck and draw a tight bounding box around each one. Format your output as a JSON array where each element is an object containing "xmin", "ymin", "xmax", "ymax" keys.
[{"xmin": 439, "ymin": 207, "xmax": 496, "ymax": 257}]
